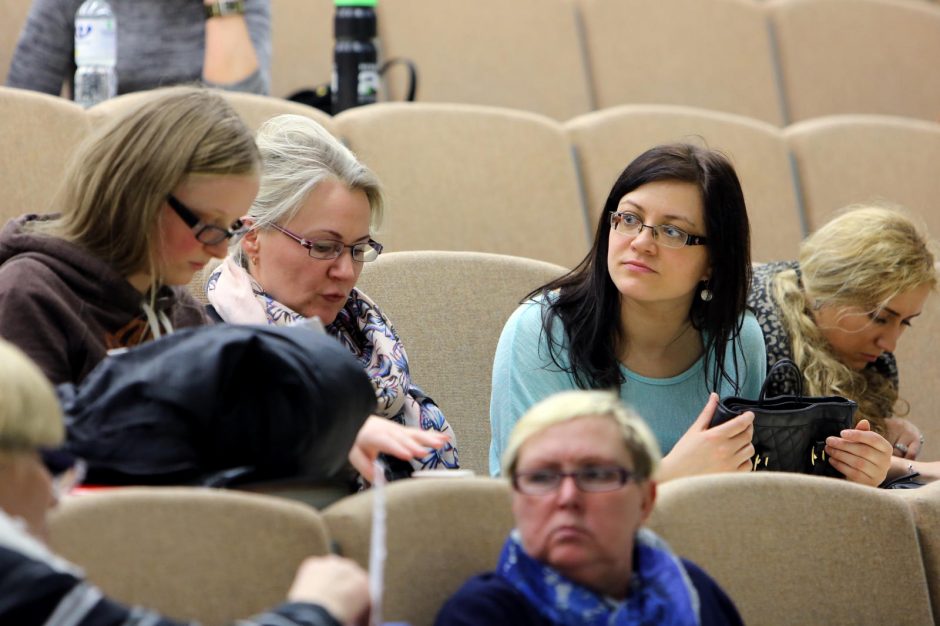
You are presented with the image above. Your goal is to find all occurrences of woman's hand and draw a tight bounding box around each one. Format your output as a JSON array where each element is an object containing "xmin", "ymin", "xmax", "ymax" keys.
[
  {"xmin": 348, "ymin": 416, "xmax": 452, "ymax": 481},
  {"xmin": 825, "ymin": 419, "xmax": 893, "ymax": 487},
  {"xmin": 884, "ymin": 416, "xmax": 923, "ymax": 460},
  {"xmin": 657, "ymin": 393, "xmax": 755, "ymax": 482},
  {"xmin": 288, "ymin": 555, "xmax": 370, "ymax": 626}
]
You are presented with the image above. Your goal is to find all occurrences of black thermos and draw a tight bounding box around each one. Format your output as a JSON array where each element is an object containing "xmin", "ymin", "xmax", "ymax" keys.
[{"xmin": 332, "ymin": 0, "xmax": 379, "ymax": 114}]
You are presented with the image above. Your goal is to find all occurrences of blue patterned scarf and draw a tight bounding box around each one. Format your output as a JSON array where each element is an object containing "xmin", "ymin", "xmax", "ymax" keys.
[{"xmin": 497, "ymin": 528, "xmax": 700, "ymax": 626}]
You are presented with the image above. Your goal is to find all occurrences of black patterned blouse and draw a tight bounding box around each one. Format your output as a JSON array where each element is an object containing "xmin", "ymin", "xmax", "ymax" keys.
[{"xmin": 747, "ymin": 261, "xmax": 899, "ymax": 398}]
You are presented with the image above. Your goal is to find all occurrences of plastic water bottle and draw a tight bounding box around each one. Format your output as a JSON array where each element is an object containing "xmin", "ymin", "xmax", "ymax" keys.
[
  {"xmin": 331, "ymin": 0, "xmax": 379, "ymax": 114},
  {"xmin": 74, "ymin": 0, "xmax": 117, "ymax": 108}
]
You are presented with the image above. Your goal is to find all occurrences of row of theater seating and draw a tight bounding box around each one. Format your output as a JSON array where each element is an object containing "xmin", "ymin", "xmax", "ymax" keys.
[
  {"xmin": 47, "ymin": 474, "xmax": 940, "ymax": 626},
  {"xmin": 3, "ymin": 85, "xmax": 940, "ymax": 474},
  {"xmin": 2, "ymin": 0, "xmax": 939, "ymax": 125},
  {"xmin": 3, "ymin": 86, "xmax": 940, "ymax": 269}
]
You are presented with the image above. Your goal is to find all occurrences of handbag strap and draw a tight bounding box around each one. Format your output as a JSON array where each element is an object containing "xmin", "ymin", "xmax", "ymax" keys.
[{"xmin": 759, "ymin": 358, "xmax": 804, "ymax": 401}]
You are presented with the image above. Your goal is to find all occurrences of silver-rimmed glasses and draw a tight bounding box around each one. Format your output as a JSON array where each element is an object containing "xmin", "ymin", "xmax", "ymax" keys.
[
  {"xmin": 610, "ymin": 211, "xmax": 707, "ymax": 249},
  {"xmin": 271, "ymin": 223, "xmax": 383, "ymax": 262}
]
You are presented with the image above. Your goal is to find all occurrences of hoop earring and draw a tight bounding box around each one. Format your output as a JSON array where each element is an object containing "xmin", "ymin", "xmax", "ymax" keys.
[{"xmin": 700, "ymin": 281, "xmax": 713, "ymax": 302}]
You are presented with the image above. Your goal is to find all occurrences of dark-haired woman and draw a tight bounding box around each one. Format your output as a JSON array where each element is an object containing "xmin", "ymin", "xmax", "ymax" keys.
[{"xmin": 490, "ymin": 143, "xmax": 766, "ymax": 482}]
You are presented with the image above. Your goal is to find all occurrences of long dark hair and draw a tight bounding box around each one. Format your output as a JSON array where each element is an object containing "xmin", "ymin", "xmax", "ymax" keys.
[{"xmin": 529, "ymin": 143, "xmax": 752, "ymax": 392}]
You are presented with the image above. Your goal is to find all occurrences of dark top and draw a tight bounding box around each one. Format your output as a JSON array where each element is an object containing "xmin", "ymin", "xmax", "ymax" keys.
[
  {"xmin": 434, "ymin": 559, "xmax": 744, "ymax": 626},
  {"xmin": 0, "ymin": 214, "xmax": 206, "ymax": 384}
]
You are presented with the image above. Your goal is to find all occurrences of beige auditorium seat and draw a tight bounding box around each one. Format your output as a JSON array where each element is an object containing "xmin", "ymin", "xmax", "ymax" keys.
[
  {"xmin": 323, "ymin": 476, "xmax": 514, "ymax": 626},
  {"xmin": 357, "ymin": 251, "xmax": 566, "ymax": 476},
  {"xmin": 336, "ymin": 103, "xmax": 590, "ymax": 267},
  {"xmin": 0, "ymin": 0, "xmax": 32, "ymax": 86},
  {"xmin": 48, "ymin": 487, "xmax": 331, "ymax": 626},
  {"xmin": 894, "ymin": 481, "xmax": 940, "ymax": 615},
  {"xmin": 784, "ymin": 114, "xmax": 940, "ymax": 232},
  {"xmin": 374, "ymin": 0, "xmax": 593, "ymax": 120},
  {"xmin": 88, "ymin": 88, "xmax": 336, "ymax": 134},
  {"xmin": 578, "ymin": 0, "xmax": 786, "ymax": 126},
  {"xmin": 647, "ymin": 473, "xmax": 934, "ymax": 625},
  {"xmin": 0, "ymin": 87, "xmax": 91, "ymax": 222},
  {"xmin": 270, "ymin": 0, "xmax": 334, "ymax": 99},
  {"xmin": 770, "ymin": 0, "xmax": 940, "ymax": 123},
  {"xmin": 566, "ymin": 104, "xmax": 804, "ymax": 262},
  {"xmin": 893, "ymin": 290, "xmax": 940, "ymax": 461}
]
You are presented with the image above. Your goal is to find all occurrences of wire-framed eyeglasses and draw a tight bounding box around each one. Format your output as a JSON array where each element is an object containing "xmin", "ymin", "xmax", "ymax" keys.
[
  {"xmin": 610, "ymin": 211, "xmax": 707, "ymax": 249},
  {"xmin": 271, "ymin": 223, "xmax": 384, "ymax": 262},
  {"xmin": 167, "ymin": 195, "xmax": 248, "ymax": 246},
  {"xmin": 512, "ymin": 465, "xmax": 635, "ymax": 496}
]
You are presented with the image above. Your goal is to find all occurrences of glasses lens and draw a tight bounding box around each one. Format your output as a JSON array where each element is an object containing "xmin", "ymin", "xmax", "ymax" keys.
[
  {"xmin": 575, "ymin": 466, "xmax": 629, "ymax": 492},
  {"xmin": 307, "ymin": 240, "xmax": 344, "ymax": 260},
  {"xmin": 656, "ymin": 225, "xmax": 689, "ymax": 249},
  {"xmin": 196, "ymin": 226, "xmax": 229, "ymax": 246},
  {"xmin": 352, "ymin": 241, "xmax": 382, "ymax": 262},
  {"xmin": 515, "ymin": 469, "xmax": 560, "ymax": 495},
  {"xmin": 612, "ymin": 212, "xmax": 642, "ymax": 235}
]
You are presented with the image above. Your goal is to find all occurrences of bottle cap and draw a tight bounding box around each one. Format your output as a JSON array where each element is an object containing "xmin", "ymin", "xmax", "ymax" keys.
[{"xmin": 335, "ymin": 0, "xmax": 376, "ymax": 6}]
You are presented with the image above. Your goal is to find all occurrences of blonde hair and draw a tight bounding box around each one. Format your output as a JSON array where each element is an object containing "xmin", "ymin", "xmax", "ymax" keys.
[
  {"xmin": 773, "ymin": 205, "xmax": 936, "ymax": 432},
  {"xmin": 0, "ymin": 339, "xmax": 63, "ymax": 452},
  {"xmin": 232, "ymin": 114, "xmax": 384, "ymax": 265},
  {"xmin": 502, "ymin": 390, "xmax": 661, "ymax": 480},
  {"xmin": 37, "ymin": 87, "xmax": 259, "ymax": 290}
]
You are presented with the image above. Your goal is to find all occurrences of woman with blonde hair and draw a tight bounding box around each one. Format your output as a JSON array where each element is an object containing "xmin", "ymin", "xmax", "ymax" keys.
[
  {"xmin": 207, "ymin": 114, "xmax": 458, "ymax": 483},
  {"xmin": 749, "ymin": 205, "xmax": 935, "ymax": 484},
  {"xmin": 0, "ymin": 86, "xmax": 261, "ymax": 385},
  {"xmin": 438, "ymin": 389, "xmax": 743, "ymax": 625},
  {"xmin": 0, "ymin": 337, "xmax": 374, "ymax": 625}
]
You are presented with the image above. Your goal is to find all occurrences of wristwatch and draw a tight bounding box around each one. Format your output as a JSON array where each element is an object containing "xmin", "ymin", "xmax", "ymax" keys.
[{"xmin": 204, "ymin": 0, "xmax": 245, "ymax": 19}]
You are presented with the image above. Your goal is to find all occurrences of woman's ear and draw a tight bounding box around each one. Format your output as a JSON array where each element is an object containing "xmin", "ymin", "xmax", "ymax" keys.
[{"xmin": 241, "ymin": 228, "xmax": 260, "ymax": 255}]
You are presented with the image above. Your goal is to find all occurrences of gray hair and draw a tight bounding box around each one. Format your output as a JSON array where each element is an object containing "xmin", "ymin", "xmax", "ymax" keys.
[{"xmin": 232, "ymin": 114, "xmax": 384, "ymax": 264}]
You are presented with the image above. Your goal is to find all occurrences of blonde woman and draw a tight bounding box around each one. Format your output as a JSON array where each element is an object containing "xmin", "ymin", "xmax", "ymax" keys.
[
  {"xmin": 0, "ymin": 87, "xmax": 260, "ymax": 385},
  {"xmin": 0, "ymin": 338, "xmax": 372, "ymax": 625},
  {"xmin": 748, "ymin": 205, "xmax": 936, "ymax": 485},
  {"xmin": 438, "ymin": 390, "xmax": 743, "ymax": 625}
]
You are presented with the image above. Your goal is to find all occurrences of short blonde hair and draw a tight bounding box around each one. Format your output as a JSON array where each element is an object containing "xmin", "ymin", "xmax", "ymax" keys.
[
  {"xmin": 0, "ymin": 340, "xmax": 63, "ymax": 451},
  {"xmin": 502, "ymin": 390, "xmax": 661, "ymax": 480}
]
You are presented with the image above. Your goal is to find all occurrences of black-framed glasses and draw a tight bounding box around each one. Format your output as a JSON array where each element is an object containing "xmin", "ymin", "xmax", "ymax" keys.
[
  {"xmin": 512, "ymin": 465, "xmax": 634, "ymax": 496},
  {"xmin": 167, "ymin": 195, "xmax": 248, "ymax": 246},
  {"xmin": 271, "ymin": 223, "xmax": 383, "ymax": 262},
  {"xmin": 610, "ymin": 211, "xmax": 707, "ymax": 249}
]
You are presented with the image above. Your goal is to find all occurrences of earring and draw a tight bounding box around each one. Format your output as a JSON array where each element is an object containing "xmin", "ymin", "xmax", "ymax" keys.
[
  {"xmin": 250, "ymin": 256, "xmax": 258, "ymax": 265},
  {"xmin": 700, "ymin": 281, "xmax": 713, "ymax": 302}
]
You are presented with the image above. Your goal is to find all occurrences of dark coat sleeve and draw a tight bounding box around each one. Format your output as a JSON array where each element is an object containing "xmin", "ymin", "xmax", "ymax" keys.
[{"xmin": 682, "ymin": 559, "xmax": 745, "ymax": 626}]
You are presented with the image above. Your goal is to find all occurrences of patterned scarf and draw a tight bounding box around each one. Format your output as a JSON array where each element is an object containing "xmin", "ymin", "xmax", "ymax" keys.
[
  {"xmin": 497, "ymin": 528, "xmax": 700, "ymax": 626},
  {"xmin": 206, "ymin": 258, "xmax": 458, "ymax": 471}
]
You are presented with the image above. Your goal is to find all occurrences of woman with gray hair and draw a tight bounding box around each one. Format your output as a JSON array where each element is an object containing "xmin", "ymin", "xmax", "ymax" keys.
[
  {"xmin": 207, "ymin": 114, "xmax": 458, "ymax": 484},
  {"xmin": 436, "ymin": 390, "xmax": 742, "ymax": 625}
]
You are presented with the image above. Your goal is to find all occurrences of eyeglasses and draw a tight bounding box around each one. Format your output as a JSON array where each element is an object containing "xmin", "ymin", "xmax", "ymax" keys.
[
  {"xmin": 167, "ymin": 195, "xmax": 248, "ymax": 246},
  {"xmin": 610, "ymin": 211, "xmax": 707, "ymax": 249},
  {"xmin": 271, "ymin": 223, "xmax": 383, "ymax": 262},
  {"xmin": 512, "ymin": 465, "xmax": 634, "ymax": 496}
]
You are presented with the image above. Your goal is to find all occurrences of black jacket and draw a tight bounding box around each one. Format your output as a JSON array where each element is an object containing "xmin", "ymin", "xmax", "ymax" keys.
[{"xmin": 61, "ymin": 324, "xmax": 376, "ymax": 485}]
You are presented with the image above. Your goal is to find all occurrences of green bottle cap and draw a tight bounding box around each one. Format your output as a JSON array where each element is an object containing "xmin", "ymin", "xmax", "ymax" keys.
[{"xmin": 335, "ymin": 0, "xmax": 376, "ymax": 6}]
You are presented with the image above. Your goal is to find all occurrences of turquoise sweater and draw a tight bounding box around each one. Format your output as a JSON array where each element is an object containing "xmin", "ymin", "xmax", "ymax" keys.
[{"xmin": 489, "ymin": 297, "xmax": 767, "ymax": 475}]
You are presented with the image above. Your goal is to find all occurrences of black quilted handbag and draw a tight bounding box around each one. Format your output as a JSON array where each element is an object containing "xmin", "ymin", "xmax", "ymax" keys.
[{"xmin": 710, "ymin": 358, "xmax": 857, "ymax": 477}]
